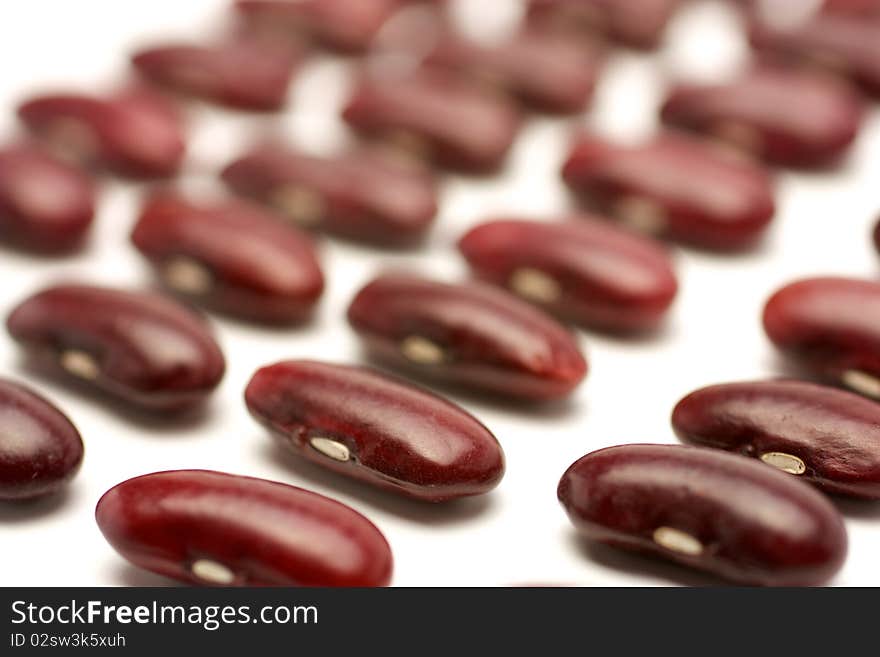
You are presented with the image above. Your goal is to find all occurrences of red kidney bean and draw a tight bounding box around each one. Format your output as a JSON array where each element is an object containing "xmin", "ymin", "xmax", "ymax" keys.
[
  {"xmin": 221, "ymin": 144, "xmax": 438, "ymax": 245},
  {"xmin": 342, "ymin": 70, "xmax": 521, "ymax": 174},
  {"xmin": 6, "ymin": 285, "xmax": 225, "ymax": 411},
  {"xmin": 423, "ymin": 28, "xmax": 604, "ymax": 114},
  {"xmin": 561, "ymin": 131, "xmax": 776, "ymax": 251},
  {"xmin": 96, "ymin": 470, "xmax": 393, "ymax": 586},
  {"xmin": 0, "ymin": 379, "xmax": 83, "ymax": 500},
  {"xmin": 660, "ymin": 66, "xmax": 864, "ymax": 168},
  {"xmin": 0, "ymin": 144, "xmax": 96, "ymax": 252},
  {"xmin": 131, "ymin": 191, "xmax": 324, "ymax": 323},
  {"xmin": 457, "ymin": 217, "xmax": 678, "ymax": 333},
  {"xmin": 131, "ymin": 38, "xmax": 301, "ymax": 111},
  {"xmin": 347, "ymin": 274, "xmax": 587, "ymax": 400},
  {"xmin": 235, "ymin": 0, "xmax": 404, "ymax": 52},
  {"xmin": 526, "ymin": 0, "xmax": 682, "ymax": 49},
  {"xmin": 17, "ymin": 87, "xmax": 185, "ymax": 178},
  {"xmin": 673, "ymin": 379, "xmax": 880, "ymax": 498},
  {"xmin": 558, "ymin": 444, "xmax": 847, "ymax": 586},
  {"xmin": 747, "ymin": 7, "xmax": 880, "ymax": 97},
  {"xmin": 245, "ymin": 360, "xmax": 505, "ymax": 501},
  {"xmin": 763, "ymin": 277, "xmax": 880, "ymax": 399}
]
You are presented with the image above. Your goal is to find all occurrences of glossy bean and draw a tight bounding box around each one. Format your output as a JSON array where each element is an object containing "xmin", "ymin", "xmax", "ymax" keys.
[
  {"xmin": 747, "ymin": 7, "xmax": 880, "ymax": 97},
  {"xmin": 347, "ymin": 274, "xmax": 587, "ymax": 400},
  {"xmin": 457, "ymin": 217, "xmax": 678, "ymax": 333},
  {"xmin": 763, "ymin": 277, "xmax": 880, "ymax": 398},
  {"xmin": 558, "ymin": 444, "xmax": 847, "ymax": 586},
  {"xmin": 672, "ymin": 379, "xmax": 880, "ymax": 498},
  {"xmin": 131, "ymin": 191, "xmax": 324, "ymax": 323},
  {"xmin": 7, "ymin": 285, "xmax": 225, "ymax": 411},
  {"xmin": 660, "ymin": 66, "xmax": 865, "ymax": 168},
  {"xmin": 96, "ymin": 470, "xmax": 392, "ymax": 586},
  {"xmin": 0, "ymin": 379, "xmax": 83, "ymax": 500},
  {"xmin": 221, "ymin": 144, "xmax": 438, "ymax": 245},
  {"xmin": 235, "ymin": 0, "xmax": 404, "ymax": 52},
  {"xmin": 17, "ymin": 87, "xmax": 185, "ymax": 178},
  {"xmin": 423, "ymin": 27, "xmax": 604, "ymax": 114},
  {"xmin": 561, "ymin": 131, "xmax": 776, "ymax": 250},
  {"xmin": 246, "ymin": 360, "xmax": 505, "ymax": 501},
  {"xmin": 0, "ymin": 144, "xmax": 96, "ymax": 252},
  {"xmin": 526, "ymin": 0, "xmax": 682, "ymax": 49},
  {"xmin": 131, "ymin": 38, "xmax": 301, "ymax": 111},
  {"xmin": 342, "ymin": 70, "xmax": 521, "ymax": 174}
]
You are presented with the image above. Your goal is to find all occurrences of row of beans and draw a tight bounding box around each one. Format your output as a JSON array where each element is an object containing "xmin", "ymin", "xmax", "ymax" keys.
[{"xmin": 1, "ymin": 0, "xmax": 879, "ymax": 586}]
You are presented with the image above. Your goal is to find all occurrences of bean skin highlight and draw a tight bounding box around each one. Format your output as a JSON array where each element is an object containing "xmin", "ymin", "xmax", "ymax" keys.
[
  {"xmin": 0, "ymin": 378, "xmax": 83, "ymax": 500},
  {"xmin": 558, "ymin": 444, "xmax": 848, "ymax": 586},
  {"xmin": 245, "ymin": 360, "xmax": 505, "ymax": 501},
  {"xmin": 95, "ymin": 470, "xmax": 393, "ymax": 586},
  {"xmin": 347, "ymin": 274, "xmax": 588, "ymax": 400}
]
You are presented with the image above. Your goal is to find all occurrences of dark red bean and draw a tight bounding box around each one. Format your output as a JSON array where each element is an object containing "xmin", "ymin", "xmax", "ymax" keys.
[
  {"xmin": 95, "ymin": 470, "xmax": 392, "ymax": 586},
  {"xmin": 0, "ymin": 144, "xmax": 96, "ymax": 252},
  {"xmin": 6, "ymin": 285, "xmax": 225, "ymax": 411},
  {"xmin": 526, "ymin": 0, "xmax": 682, "ymax": 49},
  {"xmin": 763, "ymin": 277, "xmax": 880, "ymax": 399},
  {"xmin": 221, "ymin": 144, "xmax": 438, "ymax": 245},
  {"xmin": 561, "ymin": 131, "xmax": 776, "ymax": 251},
  {"xmin": 245, "ymin": 360, "xmax": 505, "ymax": 501},
  {"xmin": 558, "ymin": 444, "xmax": 847, "ymax": 586},
  {"xmin": 17, "ymin": 88, "xmax": 185, "ymax": 178},
  {"xmin": 0, "ymin": 379, "xmax": 83, "ymax": 500},
  {"xmin": 672, "ymin": 379, "xmax": 880, "ymax": 498},
  {"xmin": 747, "ymin": 7, "xmax": 880, "ymax": 97},
  {"xmin": 347, "ymin": 274, "xmax": 587, "ymax": 400},
  {"xmin": 660, "ymin": 66, "xmax": 864, "ymax": 168},
  {"xmin": 131, "ymin": 191, "xmax": 324, "ymax": 323},
  {"xmin": 131, "ymin": 38, "xmax": 301, "ymax": 111},
  {"xmin": 423, "ymin": 27, "xmax": 604, "ymax": 114},
  {"xmin": 235, "ymin": 0, "xmax": 404, "ymax": 52},
  {"xmin": 457, "ymin": 217, "xmax": 678, "ymax": 333},
  {"xmin": 342, "ymin": 70, "xmax": 521, "ymax": 174}
]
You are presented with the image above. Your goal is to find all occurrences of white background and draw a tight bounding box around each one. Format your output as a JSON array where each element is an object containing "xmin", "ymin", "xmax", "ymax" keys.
[{"xmin": 1, "ymin": 0, "xmax": 879, "ymax": 587}]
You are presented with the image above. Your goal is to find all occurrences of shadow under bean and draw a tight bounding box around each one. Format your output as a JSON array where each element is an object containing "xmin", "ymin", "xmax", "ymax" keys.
[
  {"xmin": 257, "ymin": 440, "xmax": 497, "ymax": 526},
  {"xmin": 831, "ymin": 496, "xmax": 880, "ymax": 520},
  {"xmin": 359, "ymin": 353, "xmax": 585, "ymax": 422},
  {"xmin": 568, "ymin": 532, "xmax": 725, "ymax": 588},
  {"xmin": 111, "ymin": 562, "xmax": 181, "ymax": 587},
  {"xmin": 0, "ymin": 486, "xmax": 78, "ymax": 523}
]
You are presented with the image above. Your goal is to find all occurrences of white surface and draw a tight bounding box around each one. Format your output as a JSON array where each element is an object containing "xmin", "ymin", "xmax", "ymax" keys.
[{"xmin": 1, "ymin": 0, "xmax": 879, "ymax": 587}]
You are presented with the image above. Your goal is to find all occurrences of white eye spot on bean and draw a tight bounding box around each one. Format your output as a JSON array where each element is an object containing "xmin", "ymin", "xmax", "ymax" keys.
[
  {"xmin": 613, "ymin": 196, "xmax": 668, "ymax": 236},
  {"xmin": 711, "ymin": 120, "xmax": 764, "ymax": 160},
  {"xmin": 652, "ymin": 527, "xmax": 704, "ymax": 556},
  {"xmin": 190, "ymin": 559, "xmax": 236, "ymax": 585},
  {"xmin": 842, "ymin": 370, "xmax": 880, "ymax": 399},
  {"xmin": 400, "ymin": 335, "xmax": 446, "ymax": 365},
  {"xmin": 271, "ymin": 184, "xmax": 325, "ymax": 227},
  {"xmin": 60, "ymin": 350, "xmax": 100, "ymax": 380},
  {"xmin": 162, "ymin": 257, "xmax": 213, "ymax": 296},
  {"xmin": 760, "ymin": 451, "xmax": 806, "ymax": 475},
  {"xmin": 509, "ymin": 268, "xmax": 561, "ymax": 304},
  {"xmin": 310, "ymin": 437, "xmax": 351, "ymax": 462}
]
